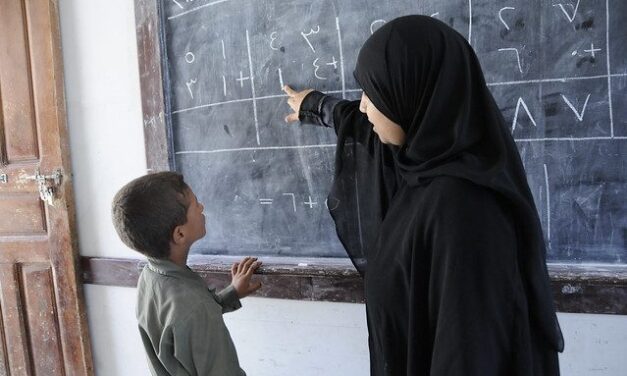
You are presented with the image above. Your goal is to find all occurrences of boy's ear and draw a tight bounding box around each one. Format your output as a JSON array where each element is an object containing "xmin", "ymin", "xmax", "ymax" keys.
[{"xmin": 171, "ymin": 225, "xmax": 186, "ymax": 246}]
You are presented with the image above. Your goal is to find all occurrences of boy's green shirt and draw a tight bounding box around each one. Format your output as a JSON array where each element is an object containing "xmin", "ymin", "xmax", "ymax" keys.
[{"xmin": 136, "ymin": 257, "xmax": 246, "ymax": 376}]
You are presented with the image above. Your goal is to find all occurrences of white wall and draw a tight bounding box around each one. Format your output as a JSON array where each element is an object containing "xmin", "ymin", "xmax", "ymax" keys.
[{"xmin": 58, "ymin": 1, "xmax": 627, "ymax": 375}]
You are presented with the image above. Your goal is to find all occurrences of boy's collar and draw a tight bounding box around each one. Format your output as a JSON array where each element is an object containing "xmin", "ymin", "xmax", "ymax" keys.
[{"xmin": 146, "ymin": 257, "xmax": 204, "ymax": 285}]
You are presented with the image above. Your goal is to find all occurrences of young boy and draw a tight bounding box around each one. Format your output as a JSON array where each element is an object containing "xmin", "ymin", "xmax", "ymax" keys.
[{"xmin": 112, "ymin": 172, "xmax": 261, "ymax": 376}]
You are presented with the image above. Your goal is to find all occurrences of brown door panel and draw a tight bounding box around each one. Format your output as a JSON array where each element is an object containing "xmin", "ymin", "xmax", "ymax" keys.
[
  {"xmin": 0, "ymin": 264, "xmax": 33, "ymax": 376},
  {"xmin": 21, "ymin": 264, "xmax": 65, "ymax": 376},
  {"xmin": 0, "ymin": 0, "xmax": 94, "ymax": 374},
  {"xmin": 0, "ymin": 195, "xmax": 47, "ymax": 235},
  {"xmin": 0, "ymin": 0, "xmax": 39, "ymax": 163}
]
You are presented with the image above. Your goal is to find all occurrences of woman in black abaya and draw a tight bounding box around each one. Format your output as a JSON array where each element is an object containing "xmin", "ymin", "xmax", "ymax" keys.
[{"xmin": 284, "ymin": 15, "xmax": 563, "ymax": 375}]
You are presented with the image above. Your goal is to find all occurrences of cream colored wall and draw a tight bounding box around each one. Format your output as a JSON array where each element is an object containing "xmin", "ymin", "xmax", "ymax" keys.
[{"xmin": 59, "ymin": 0, "xmax": 627, "ymax": 375}]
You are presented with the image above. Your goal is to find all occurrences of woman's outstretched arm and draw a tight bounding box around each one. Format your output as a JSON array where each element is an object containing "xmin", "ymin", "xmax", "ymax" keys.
[{"xmin": 283, "ymin": 85, "xmax": 376, "ymax": 148}]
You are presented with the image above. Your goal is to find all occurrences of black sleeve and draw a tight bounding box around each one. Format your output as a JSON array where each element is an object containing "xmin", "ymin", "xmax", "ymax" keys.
[
  {"xmin": 298, "ymin": 90, "xmax": 344, "ymax": 128},
  {"xmin": 299, "ymin": 91, "xmax": 376, "ymax": 148}
]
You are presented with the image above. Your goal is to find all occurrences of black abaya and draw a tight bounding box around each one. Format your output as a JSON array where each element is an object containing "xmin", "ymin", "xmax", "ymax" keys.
[{"xmin": 299, "ymin": 15, "xmax": 563, "ymax": 375}]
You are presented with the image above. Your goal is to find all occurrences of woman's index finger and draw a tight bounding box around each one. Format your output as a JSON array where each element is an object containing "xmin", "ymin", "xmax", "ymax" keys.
[{"xmin": 282, "ymin": 85, "xmax": 296, "ymax": 96}]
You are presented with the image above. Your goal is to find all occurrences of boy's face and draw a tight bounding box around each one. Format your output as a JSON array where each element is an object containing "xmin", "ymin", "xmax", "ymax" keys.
[{"xmin": 180, "ymin": 188, "xmax": 206, "ymax": 245}]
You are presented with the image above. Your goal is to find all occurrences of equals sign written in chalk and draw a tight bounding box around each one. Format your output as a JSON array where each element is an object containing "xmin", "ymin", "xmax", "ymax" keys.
[{"xmin": 259, "ymin": 198, "xmax": 273, "ymax": 205}]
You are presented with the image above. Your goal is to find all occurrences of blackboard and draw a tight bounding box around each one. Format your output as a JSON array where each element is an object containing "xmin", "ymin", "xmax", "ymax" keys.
[{"xmin": 157, "ymin": 0, "xmax": 626, "ymax": 264}]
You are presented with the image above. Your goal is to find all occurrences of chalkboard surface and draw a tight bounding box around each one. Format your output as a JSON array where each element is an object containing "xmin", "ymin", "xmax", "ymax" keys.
[{"xmin": 159, "ymin": 0, "xmax": 626, "ymax": 264}]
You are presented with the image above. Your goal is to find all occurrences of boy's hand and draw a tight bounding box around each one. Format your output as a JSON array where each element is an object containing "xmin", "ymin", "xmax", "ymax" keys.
[
  {"xmin": 230, "ymin": 257, "xmax": 262, "ymax": 298},
  {"xmin": 283, "ymin": 85, "xmax": 313, "ymax": 123}
]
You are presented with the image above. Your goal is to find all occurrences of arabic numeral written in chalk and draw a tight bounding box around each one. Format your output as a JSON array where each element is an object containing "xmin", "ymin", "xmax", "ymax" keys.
[
  {"xmin": 313, "ymin": 58, "xmax": 326, "ymax": 80},
  {"xmin": 370, "ymin": 19, "xmax": 386, "ymax": 34},
  {"xmin": 186, "ymin": 78, "xmax": 197, "ymax": 99},
  {"xmin": 312, "ymin": 56, "xmax": 339, "ymax": 80},
  {"xmin": 269, "ymin": 31, "xmax": 280, "ymax": 51},
  {"xmin": 301, "ymin": 26, "xmax": 320, "ymax": 53}
]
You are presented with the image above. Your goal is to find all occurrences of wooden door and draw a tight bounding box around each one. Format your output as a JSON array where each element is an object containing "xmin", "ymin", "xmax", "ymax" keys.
[{"xmin": 0, "ymin": 1, "xmax": 94, "ymax": 375}]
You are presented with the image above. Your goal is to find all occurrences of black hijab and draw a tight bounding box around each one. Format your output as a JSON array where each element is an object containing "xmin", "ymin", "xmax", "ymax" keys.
[{"xmin": 328, "ymin": 15, "xmax": 564, "ymax": 352}]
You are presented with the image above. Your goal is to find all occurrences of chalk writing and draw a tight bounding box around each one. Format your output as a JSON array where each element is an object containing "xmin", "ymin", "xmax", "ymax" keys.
[
  {"xmin": 584, "ymin": 43, "xmax": 601, "ymax": 58},
  {"xmin": 370, "ymin": 19, "xmax": 386, "ymax": 34},
  {"xmin": 561, "ymin": 93, "xmax": 591, "ymax": 122},
  {"xmin": 325, "ymin": 198, "xmax": 340, "ymax": 211},
  {"xmin": 498, "ymin": 47, "xmax": 523, "ymax": 74},
  {"xmin": 553, "ymin": 0, "xmax": 581, "ymax": 23},
  {"xmin": 186, "ymin": 78, "xmax": 197, "ymax": 99},
  {"xmin": 512, "ymin": 97, "xmax": 537, "ymax": 132},
  {"xmin": 498, "ymin": 7, "xmax": 515, "ymax": 30},
  {"xmin": 236, "ymin": 71, "xmax": 250, "ymax": 87},
  {"xmin": 313, "ymin": 58, "xmax": 327, "ymax": 80},
  {"xmin": 303, "ymin": 196, "xmax": 318, "ymax": 208},
  {"xmin": 301, "ymin": 26, "xmax": 320, "ymax": 53},
  {"xmin": 283, "ymin": 193, "xmax": 297, "ymax": 212},
  {"xmin": 170, "ymin": 0, "xmax": 184, "ymax": 9},
  {"xmin": 161, "ymin": 0, "xmax": 626, "ymax": 261},
  {"xmin": 269, "ymin": 32, "xmax": 280, "ymax": 51}
]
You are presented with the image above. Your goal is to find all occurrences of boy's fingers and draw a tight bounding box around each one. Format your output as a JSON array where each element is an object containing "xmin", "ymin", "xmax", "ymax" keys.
[
  {"xmin": 237, "ymin": 258, "xmax": 249, "ymax": 273},
  {"xmin": 241, "ymin": 257, "xmax": 256, "ymax": 273},
  {"xmin": 231, "ymin": 263, "xmax": 238, "ymax": 274},
  {"xmin": 236, "ymin": 261, "xmax": 245, "ymax": 274},
  {"xmin": 238, "ymin": 257, "xmax": 251, "ymax": 271},
  {"xmin": 244, "ymin": 261, "xmax": 260, "ymax": 276}
]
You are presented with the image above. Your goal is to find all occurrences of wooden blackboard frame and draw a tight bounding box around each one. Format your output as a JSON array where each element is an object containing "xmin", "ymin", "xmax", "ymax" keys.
[
  {"xmin": 128, "ymin": 0, "xmax": 627, "ymax": 312},
  {"xmin": 80, "ymin": 256, "xmax": 627, "ymax": 314}
]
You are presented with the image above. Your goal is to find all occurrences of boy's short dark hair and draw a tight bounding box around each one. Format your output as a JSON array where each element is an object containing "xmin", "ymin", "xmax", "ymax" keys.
[{"xmin": 112, "ymin": 172, "xmax": 190, "ymax": 258}]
